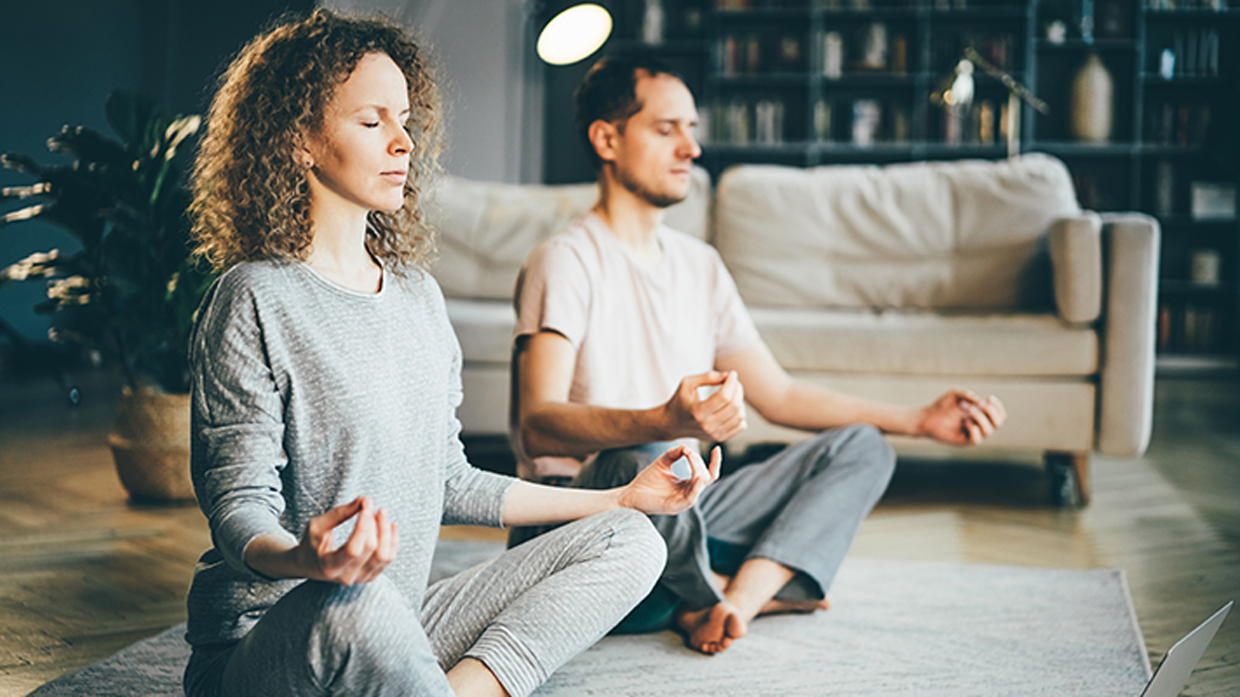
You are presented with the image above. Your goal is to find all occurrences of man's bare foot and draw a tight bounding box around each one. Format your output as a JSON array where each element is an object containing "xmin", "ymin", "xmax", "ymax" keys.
[
  {"xmin": 676, "ymin": 601, "xmax": 747, "ymax": 655},
  {"xmin": 758, "ymin": 595, "xmax": 831, "ymax": 616}
]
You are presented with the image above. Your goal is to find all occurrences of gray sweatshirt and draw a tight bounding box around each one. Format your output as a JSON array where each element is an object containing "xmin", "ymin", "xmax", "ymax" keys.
[{"xmin": 185, "ymin": 260, "xmax": 513, "ymax": 649}]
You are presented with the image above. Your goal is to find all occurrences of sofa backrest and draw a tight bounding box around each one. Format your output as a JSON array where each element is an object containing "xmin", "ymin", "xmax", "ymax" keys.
[
  {"xmin": 427, "ymin": 166, "xmax": 712, "ymax": 300},
  {"xmin": 713, "ymin": 153, "xmax": 1081, "ymax": 310}
]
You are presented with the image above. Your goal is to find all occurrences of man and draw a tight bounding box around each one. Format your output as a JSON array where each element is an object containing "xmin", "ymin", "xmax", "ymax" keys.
[{"xmin": 511, "ymin": 56, "xmax": 1006, "ymax": 655}]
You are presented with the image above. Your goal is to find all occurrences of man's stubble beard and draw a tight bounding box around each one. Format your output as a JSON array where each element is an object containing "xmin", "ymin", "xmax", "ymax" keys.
[{"xmin": 614, "ymin": 162, "xmax": 687, "ymax": 209}]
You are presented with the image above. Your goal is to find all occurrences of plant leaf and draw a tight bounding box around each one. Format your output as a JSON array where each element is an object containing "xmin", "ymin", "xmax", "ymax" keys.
[
  {"xmin": 0, "ymin": 203, "xmax": 46, "ymax": 226},
  {"xmin": 47, "ymin": 125, "xmax": 128, "ymax": 170},
  {"xmin": 0, "ymin": 153, "xmax": 45, "ymax": 178},
  {"xmin": 0, "ymin": 183, "xmax": 51, "ymax": 201},
  {"xmin": 106, "ymin": 89, "xmax": 157, "ymax": 148},
  {"xmin": 164, "ymin": 115, "xmax": 201, "ymax": 159},
  {"xmin": 8, "ymin": 88, "xmax": 212, "ymax": 392}
]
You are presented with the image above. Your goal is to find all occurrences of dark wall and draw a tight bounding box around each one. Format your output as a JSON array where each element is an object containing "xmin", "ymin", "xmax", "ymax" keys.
[
  {"xmin": 543, "ymin": 59, "xmax": 597, "ymax": 185},
  {"xmin": 0, "ymin": 0, "xmax": 312, "ymax": 345}
]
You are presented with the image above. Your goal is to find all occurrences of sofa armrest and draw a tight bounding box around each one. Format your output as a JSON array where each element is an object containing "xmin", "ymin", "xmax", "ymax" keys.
[
  {"xmin": 1049, "ymin": 212, "xmax": 1103, "ymax": 324},
  {"xmin": 1097, "ymin": 213, "xmax": 1161, "ymax": 456}
]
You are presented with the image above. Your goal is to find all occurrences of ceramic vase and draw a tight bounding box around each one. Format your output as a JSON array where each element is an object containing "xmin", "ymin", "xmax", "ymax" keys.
[{"xmin": 1069, "ymin": 52, "xmax": 1114, "ymax": 143}]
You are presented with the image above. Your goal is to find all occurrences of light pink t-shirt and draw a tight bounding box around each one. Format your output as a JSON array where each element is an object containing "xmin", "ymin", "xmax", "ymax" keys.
[{"xmin": 513, "ymin": 213, "xmax": 761, "ymax": 479}]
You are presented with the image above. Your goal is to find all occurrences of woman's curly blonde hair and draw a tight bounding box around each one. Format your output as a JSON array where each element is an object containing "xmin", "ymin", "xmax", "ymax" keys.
[{"xmin": 190, "ymin": 8, "xmax": 443, "ymax": 274}]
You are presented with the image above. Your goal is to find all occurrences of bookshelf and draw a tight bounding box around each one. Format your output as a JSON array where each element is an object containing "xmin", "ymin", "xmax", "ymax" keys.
[
  {"xmin": 1134, "ymin": 6, "xmax": 1238, "ymax": 368},
  {"xmin": 604, "ymin": 0, "xmax": 1239, "ymax": 367}
]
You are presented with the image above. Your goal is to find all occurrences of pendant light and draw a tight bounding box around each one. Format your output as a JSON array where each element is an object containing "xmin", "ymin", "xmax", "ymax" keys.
[{"xmin": 536, "ymin": 3, "xmax": 612, "ymax": 66}]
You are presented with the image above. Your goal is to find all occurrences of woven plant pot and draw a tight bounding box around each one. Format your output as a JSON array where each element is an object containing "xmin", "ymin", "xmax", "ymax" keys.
[{"xmin": 107, "ymin": 387, "xmax": 194, "ymax": 502}]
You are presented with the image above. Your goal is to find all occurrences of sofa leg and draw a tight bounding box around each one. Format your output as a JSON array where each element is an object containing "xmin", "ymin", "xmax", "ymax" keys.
[{"xmin": 1045, "ymin": 451, "xmax": 1091, "ymax": 507}]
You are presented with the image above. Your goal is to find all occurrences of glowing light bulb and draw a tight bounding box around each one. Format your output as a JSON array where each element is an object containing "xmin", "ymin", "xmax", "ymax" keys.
[{"xmin": 537, "ymin": 4, "xmax": 612, "ymax": 66}]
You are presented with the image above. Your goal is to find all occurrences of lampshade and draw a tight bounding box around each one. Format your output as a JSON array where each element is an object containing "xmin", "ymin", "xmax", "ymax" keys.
[
  {"xmin": 536, "ymin": 3, "xmax": 612, "ymax": 66},
  {"xmin": 945, "ymin": 60, "xmax": 975, "ymax": 111},
  {"xmin": 931, "ymin": 60, "xmax": 975, "ymax": 114}
]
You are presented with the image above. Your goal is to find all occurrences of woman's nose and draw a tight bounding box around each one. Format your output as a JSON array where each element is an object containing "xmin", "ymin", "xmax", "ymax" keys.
[{"xmin": 392, "ymin": 123, "xmax": 413, "ymax": 154}]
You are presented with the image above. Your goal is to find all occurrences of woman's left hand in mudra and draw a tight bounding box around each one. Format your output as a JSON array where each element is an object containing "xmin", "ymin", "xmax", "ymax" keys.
[{"xmin": 295, "ymin": 496, "xmax": 400, "ymax": 585}]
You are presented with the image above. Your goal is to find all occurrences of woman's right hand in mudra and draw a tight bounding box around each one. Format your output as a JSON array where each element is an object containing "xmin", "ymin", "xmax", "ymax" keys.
[
  {"xmin": 618, "ymin": 444, "xmax": 721, "ymax": 516},
  {"xmin": 295, "ymin": 496, "xmax": 400, "ymax": 585}
]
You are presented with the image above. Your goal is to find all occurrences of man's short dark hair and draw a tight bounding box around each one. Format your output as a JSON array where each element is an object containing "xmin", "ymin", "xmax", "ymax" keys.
[{"xmin": 574, "ymin": 55, "xmax": 687, "ymax": 170}]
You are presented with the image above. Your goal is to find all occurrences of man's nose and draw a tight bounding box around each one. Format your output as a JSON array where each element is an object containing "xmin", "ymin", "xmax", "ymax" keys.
[{"xmin": 681, "ymin": 131, "xmax": 701, "ymax": 159}]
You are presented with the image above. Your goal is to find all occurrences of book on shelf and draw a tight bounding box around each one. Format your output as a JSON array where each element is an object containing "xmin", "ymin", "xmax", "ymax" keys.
[
  {"xmin": 753, "ymin": 99, "xmax": 785, "ymax": 144},
  {"xmin": 1189, "ymin": 247, "xmax": 1224, "ymax": 285},
  {"xmin": 710, "ymin": 97, "xmax": 788, "ymax": 145},
  {"xmin": 1154, "ymin": 160, "xmax": 1175, "ymax": 216},
  {"xmin": 1190, "ymin": 183, "xmax": 1237, "ymax": 221},
  {"xmin": 852, "ymin": 99, "xmax": 882, "ymax": 146},
  {"xmin": 821, "ymin": 0, "xmax": 914, "ymax": 10},
  {"xmin": 1146, "ymin": 0, "xmax": 1229, "ymax": 10},
  {"xmin": 819, "ymin": 30, "xmax": 844, "ymax": 78},
  {"xmin": 813, "ymin": 99, "xmax": 833, "ymax": 142},
  {"xmin": 719, "ymin": 100, "xmax": 752, "ymax": 144},
  {"xmin": 1071, "ymin": 172, "xmax": 1119, "ymax": 210},
  {"xmin": 718, "ymin": 35, "xmax": 762, "ymax": 75},
  {"xmin": 815, "ymin": 27, "xmax": 909, "ymax": 77},
  {"xmin": 856, "ymin": 23, "xmax": 889, "ymax": 72},
  {"xmin": 1158, "ymin": 302, "xmax": 1172, "ymax": 352},
  {"xmin": 847, "ymin": 98, "xmax": 912, "ymax": 145},
  {"xmin": 1163, "ymin": 28, "xmax": 1220, "ymax": 77},
  {"xmin": 715, "ymin": 0, "xmax": 818, "ymax": 9},
  {"xmin": 718, "ymin": 31, "xmax": 807, "ymax": 75},
  {"xmin": 1158, "ymin": 301, "xmax": 1228, "ymax": 354},
  {"xmin": 891, "ymin": 34, "xmax": 908, "ymax": 73},
  {"xmin": 890, "ymin": 101, "xmax": 911, "ymax": 142},
  {"xmin": 1146, "ymin": 101, "xmax": 1211, "ymax": 147},
  {"xmin": 940, "ymin": 99, "xmax": 1002, "ymax": 146}
]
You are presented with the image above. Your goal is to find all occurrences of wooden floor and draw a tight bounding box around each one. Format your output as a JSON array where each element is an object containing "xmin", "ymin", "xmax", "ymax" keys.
[{"xmin": 1, "ymin": 370, "xmax": 1236, "ymax": 696}]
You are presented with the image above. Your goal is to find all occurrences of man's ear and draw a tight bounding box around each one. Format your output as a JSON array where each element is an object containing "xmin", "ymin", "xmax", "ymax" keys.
[{"xmin": 588, "ymin": 120, "xmax": 620, "ymax": 164}]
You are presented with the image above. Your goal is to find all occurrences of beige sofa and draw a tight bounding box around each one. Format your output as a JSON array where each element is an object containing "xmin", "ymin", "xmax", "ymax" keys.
[{"xmin": 427, "ymin": 154, "xmax": 1160, "ymax": 505}]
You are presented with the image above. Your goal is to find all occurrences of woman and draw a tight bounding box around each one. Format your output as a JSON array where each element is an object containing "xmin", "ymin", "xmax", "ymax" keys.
[{"xmin": 184, "ymin": 9, "xmax": 719, "ymax": 697}]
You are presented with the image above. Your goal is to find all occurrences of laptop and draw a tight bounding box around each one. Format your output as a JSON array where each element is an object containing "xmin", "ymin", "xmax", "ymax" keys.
[{"xmin": 1140, "ymin": 601, "xmax": 1232, "ymax": 697}]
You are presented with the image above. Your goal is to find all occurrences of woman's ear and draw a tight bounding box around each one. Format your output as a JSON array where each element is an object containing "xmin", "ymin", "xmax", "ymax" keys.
[
  {"xmin": 588, "ymin": 120, "xmax": 620, "ymax": 165},
  {"xmin": 295, "ymin": 132, "xmax": 316, "ymax": 169}
]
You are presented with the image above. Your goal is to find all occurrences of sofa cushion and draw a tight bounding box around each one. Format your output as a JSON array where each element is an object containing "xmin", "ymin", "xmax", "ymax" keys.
[
  {"xmin": 427, "ymin": 167, "xmax": 711, "ymax": 300},
  {"xmin": 445, "ymin": 298, "xmax": 515, "ymax": 364},
  {"xmin": 1050, "ymin": 213, "xmax": 1103, "ymax": 324},
  {"xmin": 750, "ymin": 307, "xmax": 1098, "ymax": 377},
  {"xmin": 729, "ymin": 374, "xmax": 1096, "ymax": 454},
  {"xmin": 446, "ymin": 299, "xmax": 1099, "ymax": 377},
  {"xmin": 714, "ymin": 154, "xmax": 1081, "ymax": 311}
]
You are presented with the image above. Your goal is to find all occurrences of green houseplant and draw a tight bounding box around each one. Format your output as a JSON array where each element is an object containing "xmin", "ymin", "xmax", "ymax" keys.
[{"xmin": 0, "ymin": 89, "xmax": 214, "ymax": 501}]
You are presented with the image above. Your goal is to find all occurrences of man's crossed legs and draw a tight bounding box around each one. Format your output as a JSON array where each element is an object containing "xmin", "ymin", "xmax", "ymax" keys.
[{"xmin": 570, "ymin": 424, "xmax": 896, "ymax": 653}]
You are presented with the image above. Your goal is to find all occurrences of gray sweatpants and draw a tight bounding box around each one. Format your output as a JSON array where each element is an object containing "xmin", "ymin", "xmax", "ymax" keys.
[
  {"xmin": 570, "ymin": 425, "xmax": 896, "ymax": 612},
  {"xmin": 183, "ymin": 508, "xmax": 664, "ymax": 697}
]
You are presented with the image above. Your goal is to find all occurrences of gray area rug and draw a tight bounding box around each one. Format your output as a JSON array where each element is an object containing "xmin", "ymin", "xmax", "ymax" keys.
[{"xmin": 31, "ymin": 540, "xmax": 1152, "ymax": 696}]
